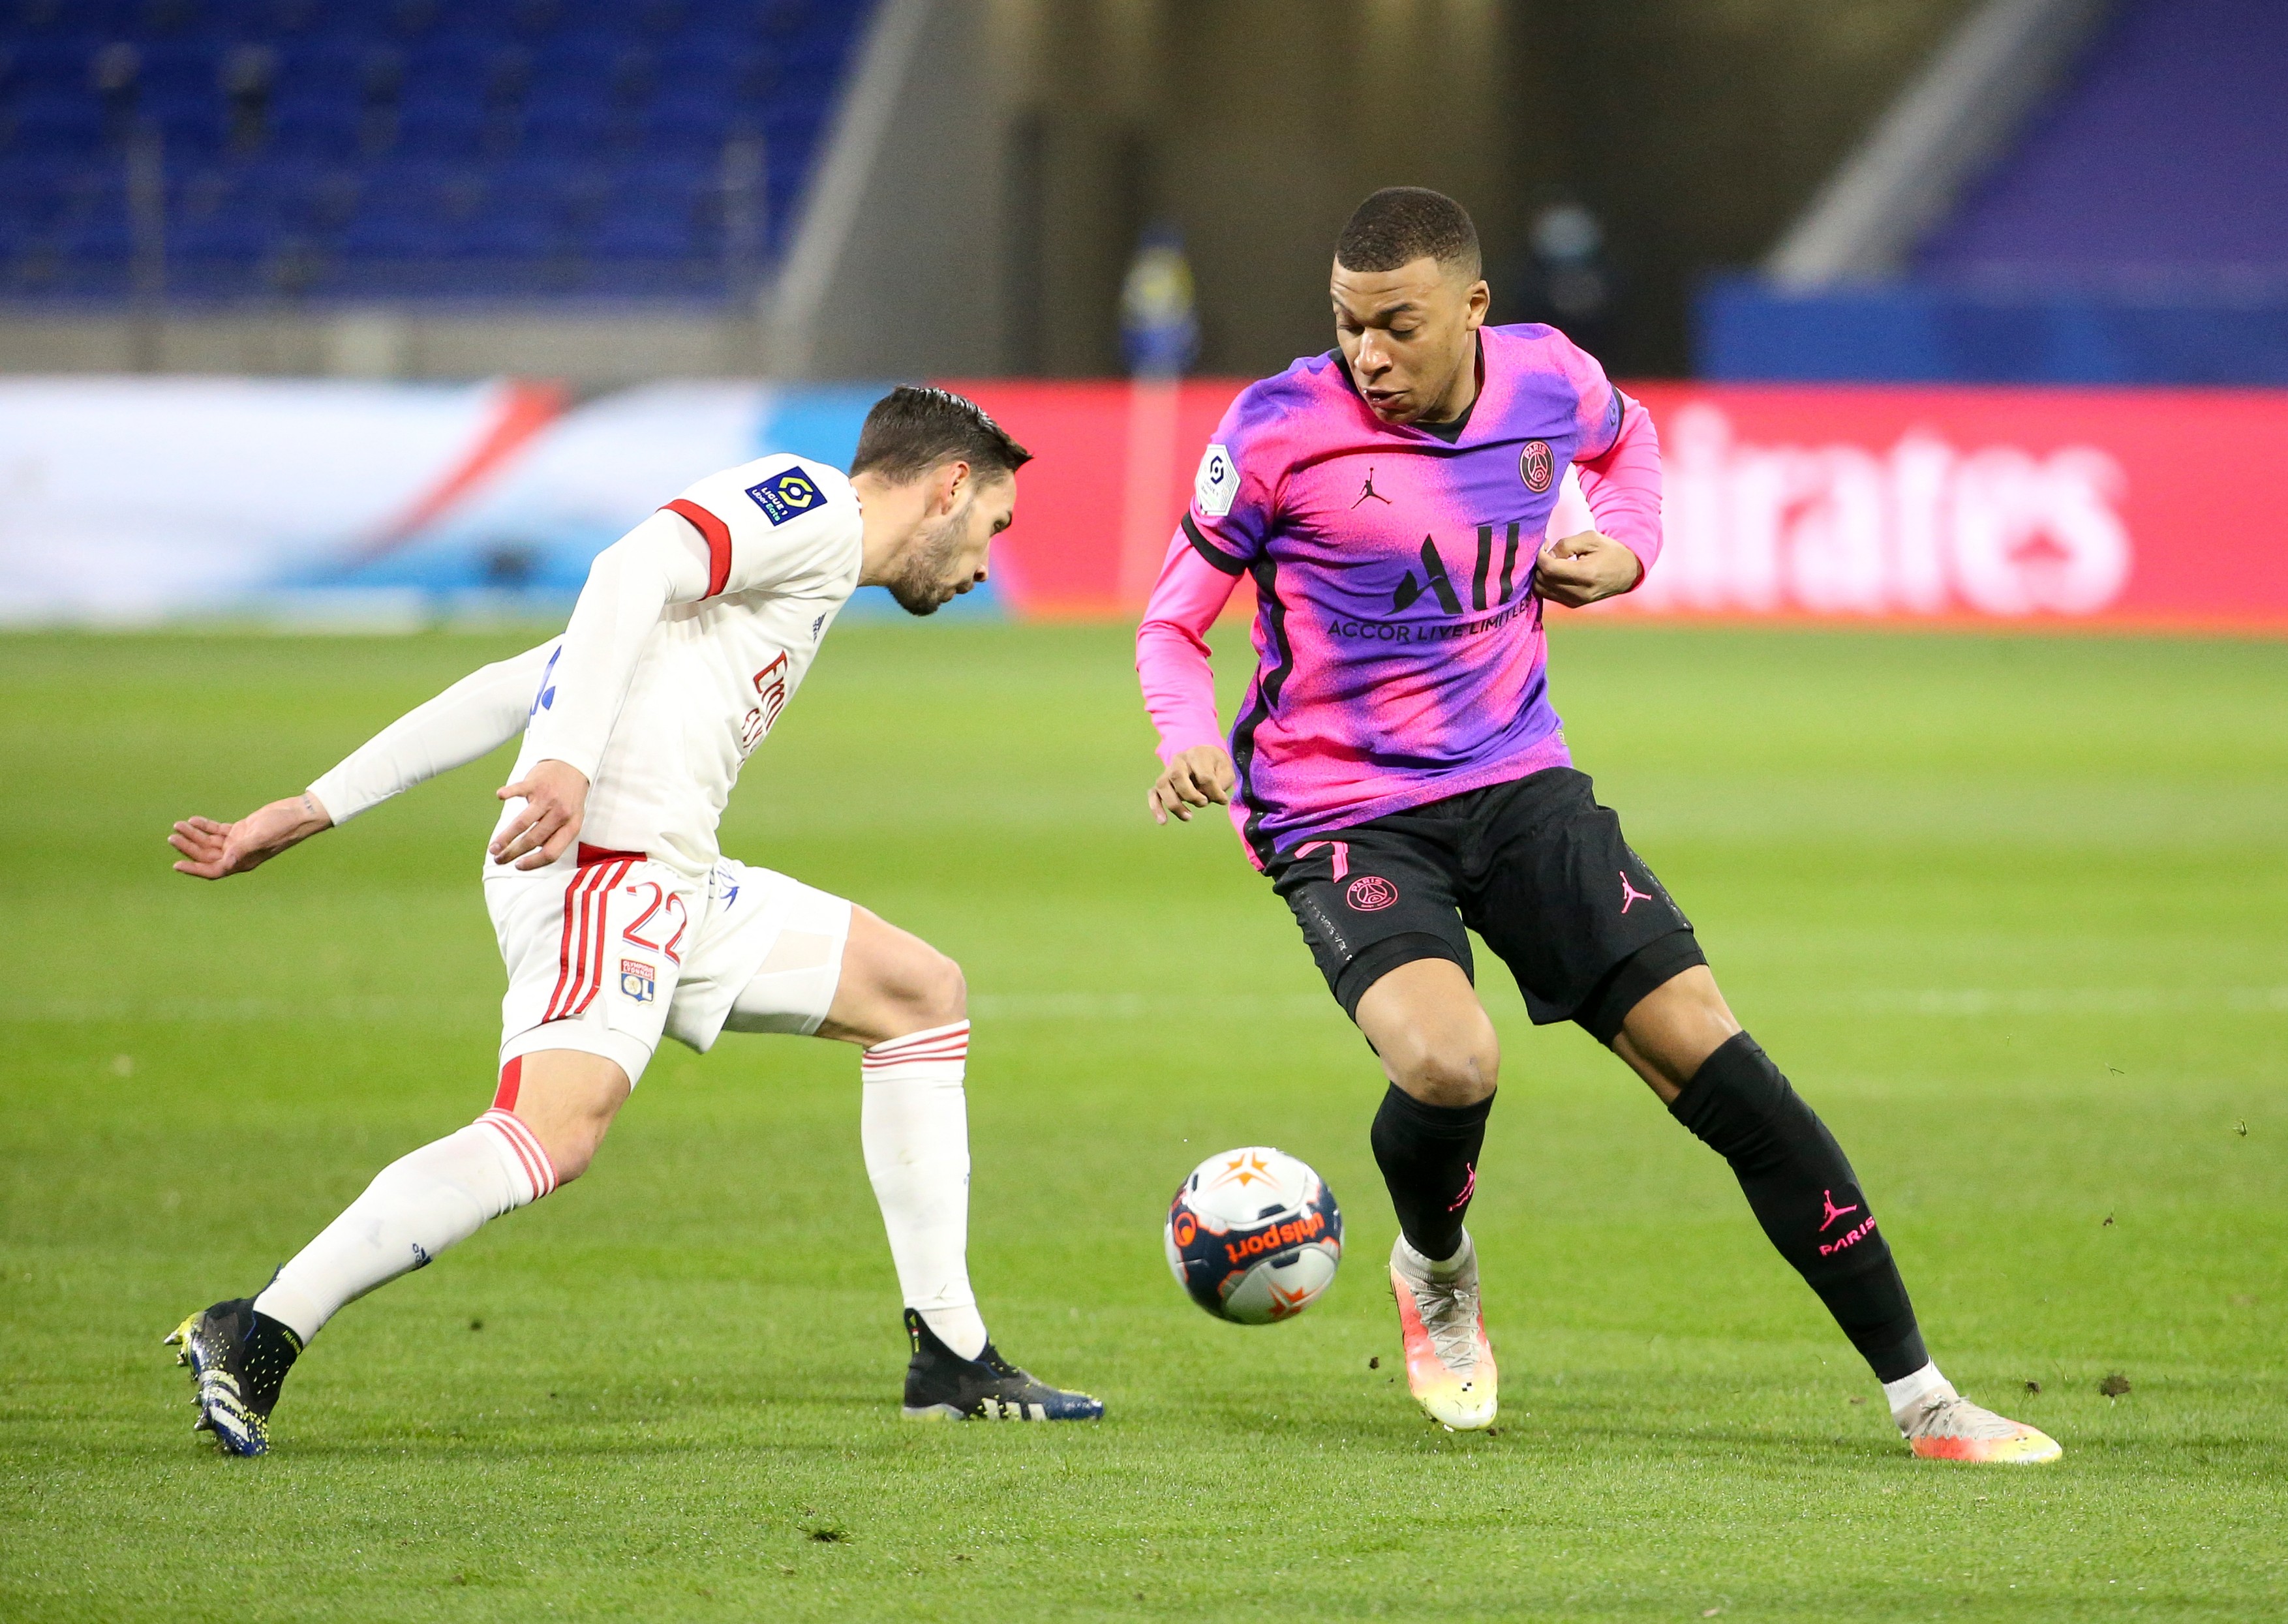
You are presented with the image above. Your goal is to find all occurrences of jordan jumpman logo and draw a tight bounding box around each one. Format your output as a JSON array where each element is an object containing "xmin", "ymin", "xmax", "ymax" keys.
[
  {"xmin": 1446, "ymin": 1162, "xmax": 1476, "ymax": 1212},
  {"xmin": 1619, "ymin": 872, "xmax": 1653, "ymax": 913},
  {"xmin": 1819, "ymin": 1189, "xmax": 1860, "ymax": 1231},
  {"xmin": 1352, "ymin": 468, "xmax": 1390, "ymax": 507}
]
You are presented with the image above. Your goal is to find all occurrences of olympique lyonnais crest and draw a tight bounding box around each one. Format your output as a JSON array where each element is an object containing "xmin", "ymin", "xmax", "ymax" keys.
[
  {"xmin": 619, "ymin": 959, "xmax": 656, "ymax": 1003},
  {"xmin": 1519, "ymin": 439, "xmax": 1554, "ymax": 494}
]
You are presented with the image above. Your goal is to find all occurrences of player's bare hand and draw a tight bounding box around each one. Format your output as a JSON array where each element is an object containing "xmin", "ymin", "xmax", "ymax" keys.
[
  {"xmin": 1534, "ymin": 530, "xmax": 1643, "ymax": 609},
  {"xmin": 1149, "ymin": 745, "xmax": 1236, "ymax": 825},
  {"xmin": 170, "ymin": 792, "xmax": 333, "ymax": 880},
  {"xmin": 492, "ymin": 759, "xmax": 589, "ymax": 870}
]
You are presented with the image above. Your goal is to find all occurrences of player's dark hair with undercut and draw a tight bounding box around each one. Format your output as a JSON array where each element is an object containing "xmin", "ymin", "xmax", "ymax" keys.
[
  {"xmin": 1335, "ymin": 187, "xmax": 1482, "ymax": 281},
  {"xmin": 850, "ymin": 385, "xmax": 1032, "ymax": 485}
]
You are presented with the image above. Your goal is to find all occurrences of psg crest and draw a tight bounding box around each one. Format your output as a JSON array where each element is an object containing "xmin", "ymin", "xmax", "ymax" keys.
[{"xmin": 1519, "ymin": 440, "xmax": 1554, "ymax": 494}]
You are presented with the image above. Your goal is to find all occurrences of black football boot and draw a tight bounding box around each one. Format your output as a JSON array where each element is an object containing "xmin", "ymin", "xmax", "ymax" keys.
[
  {"xmin": 900, "ymin": 1308, "xmax": 1103, "ymax": 1421},
  {"xmin": 165, "ymin": 1297, "xmax": 301, "ymax": 1456}
]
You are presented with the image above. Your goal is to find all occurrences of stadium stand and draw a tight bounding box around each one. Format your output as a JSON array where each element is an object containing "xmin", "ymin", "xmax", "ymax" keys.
[
  {"xmin": 0, "ymin": 0, "xmax": 874, "ymax": 301},
  {"xmin": 1700, "ymin": 0, "xmax": 2288, "ymax": 383}
]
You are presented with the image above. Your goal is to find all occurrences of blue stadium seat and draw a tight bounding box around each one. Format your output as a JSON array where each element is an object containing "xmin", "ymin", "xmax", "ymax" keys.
[{"xmin": 0, "ymin": 0, "xmax": 876, "ymax": 298}]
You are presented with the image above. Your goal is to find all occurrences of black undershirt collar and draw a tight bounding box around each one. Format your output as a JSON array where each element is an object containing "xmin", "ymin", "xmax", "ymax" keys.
[{"xmin": 1335, "ymin": 334, "xmax": 1485, "ymax": 444}]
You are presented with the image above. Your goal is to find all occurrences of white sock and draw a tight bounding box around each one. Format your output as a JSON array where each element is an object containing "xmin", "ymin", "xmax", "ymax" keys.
[
  {"xmin": 252, "ymin": 1111, "xmax": 557, "ymax": 1344},
  {"xmin": 1882, "ymin": 1361, "xmax": 1957, "ymax": 1428},
  {"xmin": 1399, "ymin": 1229, "xmax": 1473, "ymax": 1278},
  {"xmin": 861, "ymin": 1021, "xmax": 987, "ymax": 1361}
]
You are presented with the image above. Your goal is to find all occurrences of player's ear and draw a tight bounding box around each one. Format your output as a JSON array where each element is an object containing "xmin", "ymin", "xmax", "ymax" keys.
[
  {"xmin": 934, "ymin": 459, "xmax": 971, "ymax": 517},
  {"xmin": 1464, "ymin": 278, "xmax": 1490, "ymax": 328}
]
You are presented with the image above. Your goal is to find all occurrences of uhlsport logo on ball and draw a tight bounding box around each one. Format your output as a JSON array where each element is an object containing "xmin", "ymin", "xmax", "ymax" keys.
[{"xmin": 1165, "ymin": 1147, "xmax": 1343, "ymax": 1324}]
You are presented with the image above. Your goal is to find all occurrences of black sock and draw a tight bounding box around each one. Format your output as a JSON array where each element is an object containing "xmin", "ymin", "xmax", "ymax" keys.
[
  {"xmin": 1370, "ymin": 1083, "xmax": 1490, "ymax": 1263},
  {"xmin": 240, "ymin": 1311, "xmax": 304, "ymax": 1415},
  {"xmin": 1667, "ymin": 1032, "xmax": 1929, "ymax": 1382}
]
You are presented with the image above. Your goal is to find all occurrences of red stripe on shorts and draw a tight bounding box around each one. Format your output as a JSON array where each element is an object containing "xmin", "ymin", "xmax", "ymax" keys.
[
  {"xmin": 568, "ymin": 858, "xmax": 633, "ymax": 1016},
  {"xmin": 543, "ymin": 860, "xmax": 614, "ymax": 1021}
]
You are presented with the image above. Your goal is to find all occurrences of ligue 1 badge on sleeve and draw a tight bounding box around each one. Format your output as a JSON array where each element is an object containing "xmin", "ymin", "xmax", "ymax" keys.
[
  {"xmin": 1519, "ymin": 440, "xmax": 1554, "ymax": 494},
  {"xmin": 1195, "ymin": 443, "xmax": 1239, "ymax": 518},
  {"xmin": 745, "ymin": 468, "xmax": 821, "ymax": 526},
  {"xmin": 619, "ymin": 959, "xmax": 657, "ymax": 1004}
]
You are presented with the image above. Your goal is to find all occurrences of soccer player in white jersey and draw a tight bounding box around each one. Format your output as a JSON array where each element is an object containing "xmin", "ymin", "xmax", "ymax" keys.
[{"xmin": 164, "ymin": 387, "xmax": 1101, "ymax": 1454}]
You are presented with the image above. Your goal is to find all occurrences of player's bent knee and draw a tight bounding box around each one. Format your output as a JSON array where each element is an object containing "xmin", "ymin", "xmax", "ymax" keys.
[
  {"xmin": 1355, "ymin": 959, "xmax": 1499, "ymax": 1106},
  {"xmin": 1615, "ymin": 965, "xmax": 1741, "ymax": 1094},
  {"xmin": 1388, "ymin": 1032, "xmax": 1499, "ymax": 1107},
  {"xmin": 909, "ymin": 947, "xmax": 967, "ymax": 1030},
  {"xmin": 1375, "ymin": 1006, "xmax": 1500, "ymax": 1105},
  {"xmin": 506, "ymin": 1048, "xmax": 631, "ymax": 1185}
]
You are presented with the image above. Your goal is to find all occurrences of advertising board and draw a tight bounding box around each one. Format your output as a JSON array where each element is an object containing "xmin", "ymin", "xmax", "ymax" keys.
[{"xmin": 1, "ymin": 376, "xmax": 2280, "ymax": 630}]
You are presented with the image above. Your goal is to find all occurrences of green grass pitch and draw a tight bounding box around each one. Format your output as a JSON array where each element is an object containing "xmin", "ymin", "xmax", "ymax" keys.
[{"xmin": 3, "ymin": 621, "xmax": 2283, "ymax": 1621}]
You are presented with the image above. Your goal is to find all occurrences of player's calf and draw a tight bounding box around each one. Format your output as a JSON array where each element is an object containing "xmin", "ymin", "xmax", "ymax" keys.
[
  {"xmin": 1662, "ymin": 1029, "xmax": 1929, "ymax": 1381},
  {"xmin": 1356, "ymin": 959, "xmax": 1497, "ymax": 1264},
  {"xmin": 166, "ymin": 1079, "xmax": 581, "ymax": 1453}
]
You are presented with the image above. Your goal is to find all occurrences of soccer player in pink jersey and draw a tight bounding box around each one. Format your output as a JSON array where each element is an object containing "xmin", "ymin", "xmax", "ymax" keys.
[{"xmin": 1138, "ymin": 188, "xmax": 2056, "ymax": 1463}]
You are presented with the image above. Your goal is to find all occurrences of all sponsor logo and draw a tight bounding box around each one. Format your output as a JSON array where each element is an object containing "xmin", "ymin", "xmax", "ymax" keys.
[
  {"xmin": 745, "ymin": 467, "xmax": 822, "ymax": 526},
  {"xmin": 619, "ymin": 958, "xmax": 656, "ymax": 1003},
  {"xmin": 1520, "ymin": 439, "xmax": 1554, "ymax": 493},
  {"xmin": 1195, "ymin": 443, "xmax": 1240, "ymax": 517},
  {"xmin": 1171, "ymin": 1210, "xmax": 1198, "ymax": 1247},
  {"xmin": 1346, "ymin": 875, "xmax": 1398, "ymax": 912}
]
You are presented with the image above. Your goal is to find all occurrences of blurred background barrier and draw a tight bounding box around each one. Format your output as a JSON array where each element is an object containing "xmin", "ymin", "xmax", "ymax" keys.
[
  {"xmin": 0, "ymin": 0, "xmax": 2280, "ymax": 628},
  {"xmin": 3, "ymin": 374, "xmax": 2281, "ymax": 629}
]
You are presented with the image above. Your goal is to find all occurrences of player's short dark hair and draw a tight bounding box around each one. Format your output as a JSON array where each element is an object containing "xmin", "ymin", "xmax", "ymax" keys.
[
  {"xmin": 1334, "ymin": 187, "xmax": 1482, "ymax": 281},
  {"xmin": 850, "ymin": 385, "xmax": 1032, "ymax": 485}
]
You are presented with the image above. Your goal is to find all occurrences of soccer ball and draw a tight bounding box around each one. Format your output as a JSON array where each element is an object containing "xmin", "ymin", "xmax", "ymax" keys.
[{"xmin": 1165, "ymin": 1146, "xmax": 1343, "ymax": 1324}]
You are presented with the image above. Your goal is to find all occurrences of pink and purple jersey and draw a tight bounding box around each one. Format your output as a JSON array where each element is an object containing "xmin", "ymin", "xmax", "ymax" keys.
[{"xmin": 1148, "ymin": 324, "xmax": 1651, "ymax": 865}]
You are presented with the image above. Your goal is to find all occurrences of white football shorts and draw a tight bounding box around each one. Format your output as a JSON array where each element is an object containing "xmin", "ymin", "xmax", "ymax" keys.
[{"xmin": 487, "ymin": 843, "xmax": 853, "ymax": 1087}]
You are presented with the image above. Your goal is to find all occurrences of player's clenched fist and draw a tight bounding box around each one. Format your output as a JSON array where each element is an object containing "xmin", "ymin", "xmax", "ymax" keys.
[
  {"xmin": 1534, "ymin": 529, "xmax": 1643, "ymax": 608},
  {"xmin": 169, "ymin": 793, "xmax": 335, "ymax": 880},
  {"xmin": 1149, "ymin": 745, "xmax": 1236, "ymax": 826},
  {"xmin": 491, "ymin": 758, "xmax": 590, "ymax": 869}
]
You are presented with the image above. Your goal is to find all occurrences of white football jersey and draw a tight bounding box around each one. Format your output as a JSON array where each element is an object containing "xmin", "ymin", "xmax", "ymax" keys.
[{"xmin": 502, "ymin": 453, "xmax": 863, "ymax": 877}]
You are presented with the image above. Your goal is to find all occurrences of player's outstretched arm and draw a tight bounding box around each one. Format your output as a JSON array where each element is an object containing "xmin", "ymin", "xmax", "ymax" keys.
[
  {"xmin": 171, "ymin": 643, "xmax": 555, "ymax": 880},
  {"xmin": 170, "ymin": 792, "xmax": 334, "ymax": 880}
]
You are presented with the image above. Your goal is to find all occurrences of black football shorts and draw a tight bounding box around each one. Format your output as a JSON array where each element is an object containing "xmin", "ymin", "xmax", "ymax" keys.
[{"xmin": 1265, "ymin": 767, "xmax": 1705, "ymax": 1044}]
